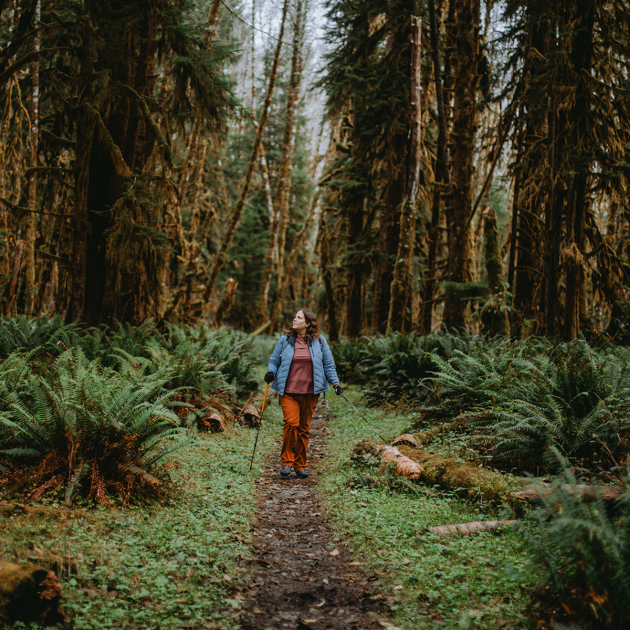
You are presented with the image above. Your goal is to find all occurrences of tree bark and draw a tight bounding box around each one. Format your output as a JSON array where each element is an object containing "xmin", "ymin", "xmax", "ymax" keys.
[
  {"xmin": 442, "ymin": 0, "xmax": 480, "ymax": 331},
  {"xmin": 344, "ymin": 197, "xmax": 364, "ymax": 338},
  {"xmin": 421, "ymin": 0, "xmax": 450, "ymax": 335},
  {"xmin": 319, "ymin": 209, "xmax": 339, "ymax": 342},
  {"xmin": 23, "ymin": 0, "xmax": 40, "ymax": 316},
  {"xmin": 481, "ymin": 208, "xmax": 510, "ymax": 337},
  {"xmin": 388, "ymin": 16, "xmax": 422, "ymax": 334},
  {"xmin": 563, "ymin": 0, "xmax": 595, "ymax": 341},
  {"xmin": 69, "ymin": 17, "xmax": 95, "ymax": 323}
]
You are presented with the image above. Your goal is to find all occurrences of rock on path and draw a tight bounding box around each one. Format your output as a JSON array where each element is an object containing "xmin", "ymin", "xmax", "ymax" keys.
[{"xmin": 239, "ymin": 404, "xmax": 394, "ymax": 630}]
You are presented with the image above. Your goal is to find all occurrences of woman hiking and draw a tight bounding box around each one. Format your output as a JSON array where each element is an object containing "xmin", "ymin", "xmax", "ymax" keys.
[{"xmin": 264, "ymin": 308, "xmax": 342, "ymax": 478}]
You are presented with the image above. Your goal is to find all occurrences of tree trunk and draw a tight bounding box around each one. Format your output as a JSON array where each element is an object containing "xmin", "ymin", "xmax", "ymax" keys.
[
  {"xmin": 421, "ymin": 0, "xmax": 450, "ymax": 335},
  {"xmin": 481, "ymin": 208, "xmax": 510, "ymax": 337},
  {"xmin": 344, "ymin": 197, "xmax": 364, "ymax": 338},
  {"xmin": 442, "ymin": 0, "xmax": 480, "ymax": 331},
  {"xmin": 202, "ymin": 0, "xmax": 290, "ymax": 311},
  {"xmin": 23, "ymin": 0, "xmax": 40, "ymax": 316},
  {"xmin": 259, "ymin": 142, "xmax": 280, "ymax": 317},
  {"xmin": 388, "ymin": 16, "xmax": 422, "ymax": 334},
  {"xmin": 70, "ymin": 17, "xmax": 95, "ymax": 323},
  {"xmin": 371, "ymin": 175, "xmax": 402, "ymax": 333},
  {"xmin": 268, "ymin": 0, "xmax": 306, "ymax": 332},
  {"xmin": 319, "ymin": 209, "xmax": 339, "ymax": 342},
  {"xmin": 563, "ymin": 0, "xmax": 595, "ymax": 341}
]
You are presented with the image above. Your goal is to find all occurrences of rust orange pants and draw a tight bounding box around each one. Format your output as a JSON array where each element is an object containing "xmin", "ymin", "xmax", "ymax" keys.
[{"xmin": 280, "ymin": 393, "xmax": 319, "ymax": 469}]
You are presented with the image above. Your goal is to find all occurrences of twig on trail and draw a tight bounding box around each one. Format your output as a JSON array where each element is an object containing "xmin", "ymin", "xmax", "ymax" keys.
[{"xmin": 341, "ymin": 393, "xmax": 388, "ymax": 443}]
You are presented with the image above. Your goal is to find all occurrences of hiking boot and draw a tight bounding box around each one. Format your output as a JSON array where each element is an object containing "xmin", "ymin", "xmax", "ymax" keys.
[
  {"xmin": 295, "ymin": 468, "xmax": 309, "ymax": 478},
  {"xmin": 280, "ymin": 466, "xmax": 293, "ymax": 477}
]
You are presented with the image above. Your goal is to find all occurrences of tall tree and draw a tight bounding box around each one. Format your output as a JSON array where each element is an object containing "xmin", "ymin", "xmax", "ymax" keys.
[
  {"xmin": 442, "ymin": 0, "xmax": 482, "ymax": 330},
  {"xmin": 387, "ymin": 15, "xmax": 422, "ymax": 333}
]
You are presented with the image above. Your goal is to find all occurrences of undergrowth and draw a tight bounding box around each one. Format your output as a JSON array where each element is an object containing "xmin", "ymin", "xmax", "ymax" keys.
[
  {"xmin": 525, "ymin": 464, "xmax": 630, "ymax": 630},
  {"xmin": 318, "ymin": 388, "xmax": 533, "ymax": 630},
  {"xmin": 0, "ymin": 317, "xmax": 259, "ymax": 505},
  {"xmin": 0, "ymin": 413, "xmax": 282, "ymax": 630},
  {"xmin": 334, "ymin": 332, "xmax": 630, "ymax": 475},
  {"xmin": 335, "ymin": 332, "xmax": 630, "ymax": 628}
]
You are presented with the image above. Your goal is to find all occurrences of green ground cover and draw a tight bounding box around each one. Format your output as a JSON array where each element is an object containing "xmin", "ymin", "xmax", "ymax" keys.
[
  {"xmin": 317, "ymin": 388, "xmax": 534, "ymax": 630},
  {"xmin": 0, "ymin": 403, "xmax": 283, "ymax": 630}
]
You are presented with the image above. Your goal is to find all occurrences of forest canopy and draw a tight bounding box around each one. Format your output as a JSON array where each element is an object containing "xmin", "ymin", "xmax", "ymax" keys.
[{"xmin": 1, "ymin": 0, "xmax": 629, "ymax": 342}]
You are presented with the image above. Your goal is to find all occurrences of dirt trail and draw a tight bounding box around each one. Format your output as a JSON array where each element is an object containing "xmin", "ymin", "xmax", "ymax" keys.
[{"xmin": 238, "ymin": 403, "xmax": 392, "ymax": 630}]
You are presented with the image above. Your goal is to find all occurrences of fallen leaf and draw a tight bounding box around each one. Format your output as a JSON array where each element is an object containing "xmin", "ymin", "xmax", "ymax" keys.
[
  {"xmin": 252, "ymin": 608, "xmax": 263, "ymax": 615},
  {"xmin": 403, "ymin": 558, "xmax": 410, "ymax": 565},
  {"xmin": 347, "ymin": 561, "xmax": 361, "ymax": 566},
  {"xmin": 359, "ymin": 502, "xmax": 367, "ymax": 507},
  {"xmin": 330, "ymin": 549, "xmax": 339, "ymax": 556},
  {"xmin": 393, "ymin": 585, "xmax": 403, "ymax": 591}
]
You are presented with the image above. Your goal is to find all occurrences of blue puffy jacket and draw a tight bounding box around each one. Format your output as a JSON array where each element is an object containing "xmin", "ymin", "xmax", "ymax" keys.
[{"xmin": 267, "ymin": 333, "xmax": 340, "ymax": 396}]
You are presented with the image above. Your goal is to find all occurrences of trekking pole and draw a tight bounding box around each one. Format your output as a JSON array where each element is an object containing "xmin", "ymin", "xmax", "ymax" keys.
[
  {"xmin": 340, "ymin": 392, "xmax": 388, "ymax": 443},
  {"xmin": 249, "ymin": 382, "xmax": 270, "ymax": 470}
]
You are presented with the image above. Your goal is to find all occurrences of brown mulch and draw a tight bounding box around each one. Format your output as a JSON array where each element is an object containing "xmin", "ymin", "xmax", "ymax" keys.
[{"xmin": 238, "ymin": 403, "xmax": 396, "ymax": 630}]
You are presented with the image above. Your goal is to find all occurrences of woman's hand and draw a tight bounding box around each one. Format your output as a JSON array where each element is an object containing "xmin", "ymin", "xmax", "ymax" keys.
[
  {"xmin": 333, "ymin": 384, "xmax": 343, "ymax": 395},
  {"xmin": 264, "ymin": 371, "xmax": 275, "ymax": 384}
]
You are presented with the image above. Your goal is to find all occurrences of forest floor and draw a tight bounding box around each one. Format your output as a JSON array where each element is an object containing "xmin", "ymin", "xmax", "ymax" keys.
[
  {"xmin": 237, "ymin": 403, "xmax": 390, "ymax": 630},
  {"xmin": 1, "ymin": 387, "xmax": 533, "ymax": 630}
]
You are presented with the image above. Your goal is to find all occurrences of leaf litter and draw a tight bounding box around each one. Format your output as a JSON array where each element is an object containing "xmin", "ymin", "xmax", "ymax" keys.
[{"xmin": 238, "ymin": 403, "xmax": 392, "ymax": 630}]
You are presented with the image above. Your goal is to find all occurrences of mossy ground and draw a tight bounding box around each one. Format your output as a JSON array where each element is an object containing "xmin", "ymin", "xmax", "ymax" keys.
[
  {"xmin": 0, "ymin": 400, "xmax": 284, "ymax": 630},
  {"xmin": 316, "ymin": 388, "xmax": 535, "ymax": 630}
]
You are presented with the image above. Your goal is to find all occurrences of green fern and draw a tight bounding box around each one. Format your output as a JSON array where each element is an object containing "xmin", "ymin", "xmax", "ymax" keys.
[
  {"xmin": 525, "ymin": 463, "xmax": 630, "ymax": 629},
  {"xmin": 0, "ymin": 350, "xmax": 189, "ymax": 505}
]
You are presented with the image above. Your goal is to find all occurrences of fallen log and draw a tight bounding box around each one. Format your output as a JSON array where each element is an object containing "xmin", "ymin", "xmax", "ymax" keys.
[
  {"xmin": 353, "ymin": 439, "xmax": 527, "ymax": 503},
  {"xmin": 425, "ymin": 520, "xmax": 519, "ymax": 536},
  {"xmin": 513, "ymin": 483, "xmax": 624, "ymax": 504},
  {"xmin": 0, "ymin": 562, "xmax": 63, "ymax": 625},
  {"xmin": 353, "ymin": 440, "xmax": 423, "ymax": 480}
]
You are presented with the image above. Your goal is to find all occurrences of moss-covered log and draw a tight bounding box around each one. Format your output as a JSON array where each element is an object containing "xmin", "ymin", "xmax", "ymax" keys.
[
  {"xmin": 353, "ymin": 439, "xmax": 528, "ymax": 503},
  {"xmin": 392, "ymin": 423, "xmax": 459, "ymax": 448},
  {"xmin": 513, "ymin": 483, "xmax": 623, "ymax": 504},
  {"xmin": 0, "ymin": 562, "xmax": 63, "ymax": 625}
]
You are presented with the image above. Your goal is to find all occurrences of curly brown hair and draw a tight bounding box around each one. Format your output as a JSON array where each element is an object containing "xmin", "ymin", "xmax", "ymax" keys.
[{"xmin": 284, "ymin": 308, "xmax": 321, "ymax": 345}]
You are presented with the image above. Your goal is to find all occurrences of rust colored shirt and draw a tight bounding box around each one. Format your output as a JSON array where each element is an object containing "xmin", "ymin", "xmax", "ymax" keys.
[{"xmin": 284, "ymin": 336, "xmax": 314, "ymax": 394}]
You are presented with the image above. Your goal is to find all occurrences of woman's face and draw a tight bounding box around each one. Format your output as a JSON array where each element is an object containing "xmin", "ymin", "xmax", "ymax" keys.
[{"xmin": 292, "ymin": 310, "xmax": 306, "ymax": 332}]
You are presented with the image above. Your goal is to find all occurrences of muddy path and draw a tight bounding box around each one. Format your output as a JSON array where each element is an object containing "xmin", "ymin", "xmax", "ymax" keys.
[{"xmin": 238, "ymin": 403, "xmax": 393, "ymax": 630}]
